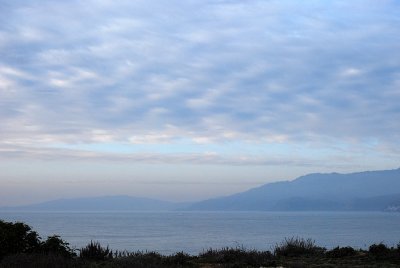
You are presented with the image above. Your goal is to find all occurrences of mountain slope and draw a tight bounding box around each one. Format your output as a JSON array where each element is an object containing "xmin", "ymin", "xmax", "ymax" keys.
[{"xmin": 186, "ymin": 168, "xmax": 400, "ymax": 211}]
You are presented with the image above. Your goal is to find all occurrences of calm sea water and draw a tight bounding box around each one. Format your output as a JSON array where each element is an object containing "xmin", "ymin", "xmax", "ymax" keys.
[{"xmin": 1, "ymin": 211, "xmax": 399, "ymax": 255}]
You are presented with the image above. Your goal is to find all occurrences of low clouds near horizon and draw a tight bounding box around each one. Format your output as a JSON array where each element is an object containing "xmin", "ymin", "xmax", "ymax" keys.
[{"xmin": 1, "ymin": 0, "xmax": 399, "ymax": 204}]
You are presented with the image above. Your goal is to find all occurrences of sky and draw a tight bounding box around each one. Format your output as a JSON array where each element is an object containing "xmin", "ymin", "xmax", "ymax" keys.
[{"xmin": 0, "ymin": 0, "xmax": 399, "ymax": 206}]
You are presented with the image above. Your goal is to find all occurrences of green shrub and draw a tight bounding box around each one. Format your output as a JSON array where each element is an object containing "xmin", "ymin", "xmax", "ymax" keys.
[
  {"xmin": 274, "ymin": 237, "xmax": 325, "ymax": 257},
  {"xmin": 79, "ymin": 241, "xmax": 113, "ymax": 261}
]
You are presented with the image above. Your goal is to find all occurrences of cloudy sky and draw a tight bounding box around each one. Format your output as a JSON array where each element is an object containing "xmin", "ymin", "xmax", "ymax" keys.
[{"xmin": 1, "ymin": 0, "xmax": 399, "ymax": 205}]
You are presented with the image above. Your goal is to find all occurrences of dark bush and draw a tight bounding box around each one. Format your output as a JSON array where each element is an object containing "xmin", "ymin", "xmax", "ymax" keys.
[
  {"xmin": 111, "ymin": 251, "xmax": 194, "ymax": 268},
  {"xmin": 274, "ymin": 237, "xmax": 325, "ymax": 257},
  {"xmin": 109, "ymin": 251, "xmax": 165, "ymax": 268},
  {"xmin": 79, "ymin": 241, "xmax": 113, "ymax": 261},
  {"xmin": 164, "ymin": 252, "xmax": 193, "ymax": 266},
  {"xmin": 0, "ymin": 220, "xmax": 41, "ymax": 260},
  {"xmin": 368, "ymin": 242, "xmax": 400, "ymax": 260},
  {"xmin": 40, "ymin": 235, "xmax": 76, "ymax": 258},
  {"xmin": 0, "ymin": 220, "xmax": 77, "ymax": 261},
  {"xmin": 199, "ymin": 247, "xmax": 274, "ymax": 266},
  {"xmin": 0, "ymin": 253, "xmax": 78, "ymax": 268},
  {"xmin": 326, "ymin": 246, "xmax": 356, "ymax": 258},
  {"xmin": 368, "ymin": 243, "xmax": 390, "ymax": 257}
]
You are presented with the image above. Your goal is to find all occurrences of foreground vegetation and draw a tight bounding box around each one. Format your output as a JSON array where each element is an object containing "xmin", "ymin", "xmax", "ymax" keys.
[{"xmin": 1, "ymin": 220, "xmax": 400, "ymax": 267}]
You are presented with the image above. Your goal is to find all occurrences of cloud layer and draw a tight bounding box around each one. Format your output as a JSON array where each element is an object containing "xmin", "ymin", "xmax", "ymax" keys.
[{"xmin": 1, "ymin": 0, "xmax": 399, "ymax": 169}]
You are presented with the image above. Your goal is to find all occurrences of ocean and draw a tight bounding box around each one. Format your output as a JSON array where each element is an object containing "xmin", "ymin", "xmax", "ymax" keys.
[{"xmin": 1, "ymin": 211, "xmax": 399, "ymax": 255}]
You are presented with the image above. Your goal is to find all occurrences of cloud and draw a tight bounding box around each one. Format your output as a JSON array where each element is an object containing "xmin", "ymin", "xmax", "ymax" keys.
[
  {"xmin": 0, "ymin": 0, "xmax": 399, "ymax": 167},
  {"xmin": 0, "ymin": 142, "xmax": 360, "ymax": 169}
]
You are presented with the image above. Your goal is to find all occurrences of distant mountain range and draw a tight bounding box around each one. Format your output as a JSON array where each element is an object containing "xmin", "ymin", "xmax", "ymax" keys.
[
  {"xmin": 2, "ymin": 168, "xmax": 400, "ymax": 212},
  {"xmin": 186, "ymin": 168, "xmax": 400, "ymax": 211}
]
